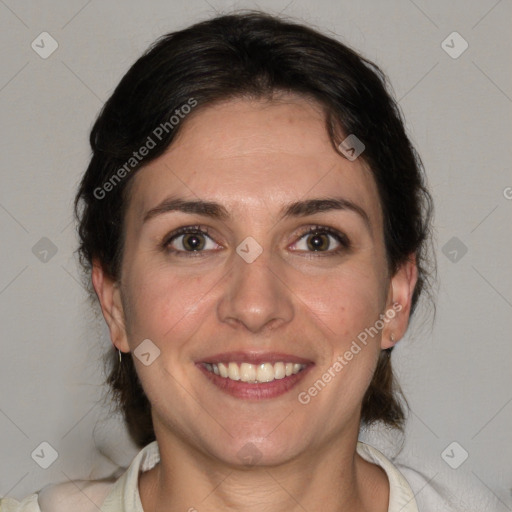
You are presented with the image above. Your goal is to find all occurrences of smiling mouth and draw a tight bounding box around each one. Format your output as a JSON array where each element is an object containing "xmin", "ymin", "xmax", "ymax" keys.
[
  {"xmin": 197, "ymin": 352, "xmax": 313, "ymax": 399},
  {"xmin": 203, "ymin": 361, "xmax": 307, "ymax": 384}
]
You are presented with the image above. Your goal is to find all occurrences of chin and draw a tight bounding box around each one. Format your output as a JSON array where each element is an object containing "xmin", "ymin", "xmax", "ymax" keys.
[{"xmin": 205, "ymin": 431, "xmax": 305, "ymax": 469}]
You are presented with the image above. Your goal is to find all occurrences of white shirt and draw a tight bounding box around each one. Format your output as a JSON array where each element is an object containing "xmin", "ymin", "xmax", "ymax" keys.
[{"xmin": 0, "ymin": 440, "xmax": 455, "ymax": 512}]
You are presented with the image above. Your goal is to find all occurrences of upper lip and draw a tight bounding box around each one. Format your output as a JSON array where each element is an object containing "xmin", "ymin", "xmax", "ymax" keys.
[{"xmin": 198, "ymin": 351, "xmax": 314, "ymax": 365}]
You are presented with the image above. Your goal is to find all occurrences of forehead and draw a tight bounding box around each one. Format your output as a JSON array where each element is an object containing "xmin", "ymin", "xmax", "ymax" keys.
[{"xmin": 126, "ymin": 96, "xmax": 382, "ymax": 227}]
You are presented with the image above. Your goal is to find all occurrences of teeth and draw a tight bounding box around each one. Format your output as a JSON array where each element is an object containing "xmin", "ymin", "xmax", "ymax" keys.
[
  {"xmin": 240, "ymin": 362, "xmax": 256, "ymax": 382},
  {"xmin": 256, "ymin": 363, "xmax": 274, "ymax": 383},
  {"xmin": 274, "ymin": 362, "xmax": 285, "ymax": 379},
  {"xmin": 205, "ymin": 361, "xmax": 306, "ymax": 383},
  {"xmin": 228, "ymin": 362, "xmax": 240, "ymax": 381},
  {"xmin": 218, "ymin": 363, "xmax": 228, "ymax": 378}
]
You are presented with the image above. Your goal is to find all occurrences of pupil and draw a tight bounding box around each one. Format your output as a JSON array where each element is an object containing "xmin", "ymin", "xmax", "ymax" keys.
[
  {"xmin": 184, "ymin": 234, "xmax": 204, "ymax": 251},
  {"xmin": 308, "ymin": 234, "xmax": 327, "ymax": 251}
]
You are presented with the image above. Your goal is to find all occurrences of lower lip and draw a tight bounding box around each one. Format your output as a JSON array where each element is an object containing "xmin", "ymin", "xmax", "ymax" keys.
[{"xmin": 197, "ymin": 364, "xmax": 313, "ymax": 400}]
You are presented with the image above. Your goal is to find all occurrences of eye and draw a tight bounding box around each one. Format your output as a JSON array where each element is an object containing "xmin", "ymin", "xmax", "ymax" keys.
[
  {"xmin": 163, "ymin": 226, "xmax": 220, "ymax": 256},
  {"xmin": 291, "ymin": 226, "xmax": 350, "ymax": 255}
]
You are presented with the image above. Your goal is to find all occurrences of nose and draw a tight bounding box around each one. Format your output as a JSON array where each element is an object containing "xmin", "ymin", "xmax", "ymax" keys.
[{"xmin": 217, "ymin": 243, "xmax": 294, "ymax": 333}]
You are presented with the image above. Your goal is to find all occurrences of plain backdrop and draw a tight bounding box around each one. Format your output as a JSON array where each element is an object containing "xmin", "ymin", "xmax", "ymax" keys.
[{"xmin": 1, "ymin": 0, "xmax": 511, "ymax": 507}]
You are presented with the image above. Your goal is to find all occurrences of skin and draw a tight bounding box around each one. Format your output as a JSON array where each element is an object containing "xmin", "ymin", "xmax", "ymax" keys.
[{"xmin": 92, "ymin": 94, "xmax": 417, "ymax": 512}]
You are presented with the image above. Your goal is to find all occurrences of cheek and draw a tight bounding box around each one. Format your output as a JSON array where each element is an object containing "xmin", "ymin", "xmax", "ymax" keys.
[
  {"xmin": 122, "ymin": 258, "xmax": 219, "ymax": 347},
  {"xmin": 300, "ymin": 262, "xmax": 387, "ymax": 342},
  {"xmin": 301, "ymin": 269, "xmax": 386, "ymax": 403}
]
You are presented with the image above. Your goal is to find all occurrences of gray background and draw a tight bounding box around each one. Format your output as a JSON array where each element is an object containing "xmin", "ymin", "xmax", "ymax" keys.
[{"xmin": 1, "ymin": 0, "xmax": 511, "ymax": 507}]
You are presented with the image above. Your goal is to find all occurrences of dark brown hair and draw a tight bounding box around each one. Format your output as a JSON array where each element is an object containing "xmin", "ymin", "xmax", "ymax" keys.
[{"xmin": 75, "ymin": 12, "xmax": 433, "ymax": 448}]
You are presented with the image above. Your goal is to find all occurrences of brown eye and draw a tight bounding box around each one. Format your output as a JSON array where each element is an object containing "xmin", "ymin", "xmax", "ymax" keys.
[
  {"xmin": 181, "ymin": 233, "xmax": 206, "ymax": 251},
  {"xmin": 164, "ymin": 226, "xmax": 220, "ymax": 256},
  {"xmin": 306, "ymin": 233, "xmax": 331, "ymax": 251},
  {"xmin": 291, "ymin": 226, "xmax": 350, "ymax": 255}
]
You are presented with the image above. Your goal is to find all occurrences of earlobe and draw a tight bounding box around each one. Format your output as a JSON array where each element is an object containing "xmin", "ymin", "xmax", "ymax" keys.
[
  {"xmin": 91, "ymin": 259, "xmax": 130, "ymax": 353},
  {"xmin": 381, "ymin": 255, "xmax": 418, "ymax": 349}
]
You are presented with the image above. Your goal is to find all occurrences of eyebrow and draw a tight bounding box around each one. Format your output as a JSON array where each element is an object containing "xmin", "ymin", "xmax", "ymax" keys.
[{"xmin": 143, "ymin": 196, "xmax": 371, "ymax": 229}]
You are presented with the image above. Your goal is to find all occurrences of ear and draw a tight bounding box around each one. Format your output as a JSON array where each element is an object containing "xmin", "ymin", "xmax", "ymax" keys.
[
  {"xmin": 91, "ymin": 258, "xmax": 130, "ymax": 353},
  {"xmin": 381, "ymin": 255, "xmax": 418, "ymax": 349}
]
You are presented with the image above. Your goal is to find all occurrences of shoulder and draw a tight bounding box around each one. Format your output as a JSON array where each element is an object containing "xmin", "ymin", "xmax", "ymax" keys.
[
  {"xmin": 396, "ymin": 462, "xmax": 507, "ymax": 512},
  {"xmin": 37, "ymin": 479, "xmax": 115, "ymax": 512},
  {"xmin": 357, "ymin": 441, "xmax": 481, "ymax": 512},
  {"xmin": 1, "ymin": 494, "xmax": 40, "ymax": 512},
  {"xmin": 0, "ymin": 479, "xmax": 117, "ymax": 512},
  {"xmin": 1, "ymin": 440, "xmax": 159, "ymax": 512},
  {"xmin": 1, "ymin": 479, "xmax": 115, "ymax": 512},
  {"xmin": 394, "ymin": 464, "xmax": 459, "ymax": 510},
  {"xmin": 358, "ymin": 429, "xmax": 507, "ymax": 512}
]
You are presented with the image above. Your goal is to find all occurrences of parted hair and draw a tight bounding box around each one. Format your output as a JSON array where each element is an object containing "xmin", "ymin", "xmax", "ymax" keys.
[{"xmin": 75, "ymin": 12, "xmax": 433, "ymax": 448}]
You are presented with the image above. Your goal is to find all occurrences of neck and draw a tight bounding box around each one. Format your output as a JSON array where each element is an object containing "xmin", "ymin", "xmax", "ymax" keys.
[{"xmin": 139, "ymin": 429, "xmax": 389, "ymax": 512}]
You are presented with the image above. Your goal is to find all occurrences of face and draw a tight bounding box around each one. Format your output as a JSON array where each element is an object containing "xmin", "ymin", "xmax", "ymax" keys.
[{"xmin": 94, "ymin": 95, "xmax": 416, "ymax": 467}]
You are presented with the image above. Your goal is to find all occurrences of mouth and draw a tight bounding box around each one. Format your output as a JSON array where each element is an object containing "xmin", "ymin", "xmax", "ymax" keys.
[
  {"xmin": 196, "ymin": 352, "xmax": 313, "ymax": 400},
  {"xmin": 204, "ymin": 361, "xmax": 307, "ymax": 383}
]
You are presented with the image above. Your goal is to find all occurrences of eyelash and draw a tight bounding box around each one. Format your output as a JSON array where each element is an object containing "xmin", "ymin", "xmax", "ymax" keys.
[{"xmin": 161, "ymin": 224, "xmax": 350, "ymax": 258}]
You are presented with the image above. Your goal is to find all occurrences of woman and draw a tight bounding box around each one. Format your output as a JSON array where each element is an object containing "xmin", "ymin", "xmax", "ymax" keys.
[{"xmin": 2, "ymin": 11, "xmax": 450, "ymax": 512}]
